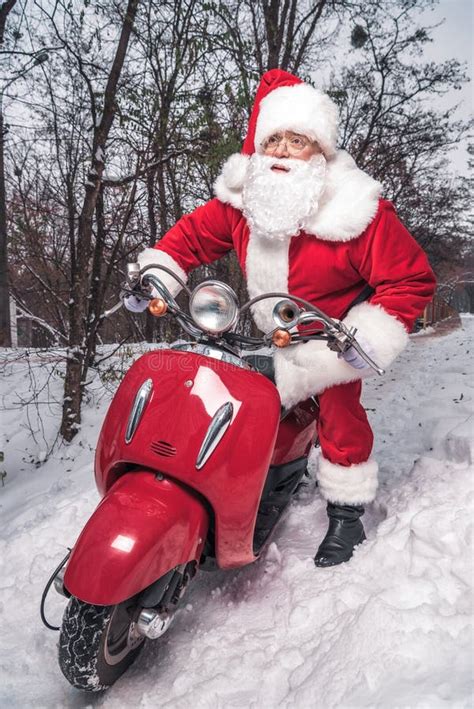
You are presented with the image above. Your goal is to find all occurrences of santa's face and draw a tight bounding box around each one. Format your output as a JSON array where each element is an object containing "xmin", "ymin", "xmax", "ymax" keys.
[
  {"xmin": 242, "ymin": 134, "xmax": 326, "ymax": 241},
  {"xmin": 261, "ymin": 130, "xmax": 323, "ymax": 162}
]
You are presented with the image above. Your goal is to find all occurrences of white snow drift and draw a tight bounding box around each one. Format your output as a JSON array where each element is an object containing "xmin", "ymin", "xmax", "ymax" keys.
[{"xmin": 0, "ymin": 317, "xmax": 473, "ymax": 708}]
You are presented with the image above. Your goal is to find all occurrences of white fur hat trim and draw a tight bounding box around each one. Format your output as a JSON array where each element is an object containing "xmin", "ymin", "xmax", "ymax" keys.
[{"xmin": 254, "ymin": 84, "xmax": 339, "ymax": 157}]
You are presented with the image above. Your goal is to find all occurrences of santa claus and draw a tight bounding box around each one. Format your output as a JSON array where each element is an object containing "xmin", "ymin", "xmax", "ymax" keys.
[{"xmin": 125, "ymin": 69, "xmax": 436, "ymax": 567}]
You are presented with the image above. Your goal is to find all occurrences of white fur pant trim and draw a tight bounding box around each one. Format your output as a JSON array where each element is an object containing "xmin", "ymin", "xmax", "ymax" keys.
[
  {"xmin": 317, "ymin": 457, "xmax": 378, "ymax": 505},
  {"xmin": 137, "ymin": 248, "xmax": 187, "ymax": 297}
]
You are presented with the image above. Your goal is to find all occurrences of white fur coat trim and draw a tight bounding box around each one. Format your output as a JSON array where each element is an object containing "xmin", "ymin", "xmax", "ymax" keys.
[
  {"xmin": 137, "ymin": 248, "xmax": 187, "ymax": 297},
  {"xmin": 274, "ymin": 302, "xmax": 409, "ymax": 408},
  {"xmin": 318, "ymin": 457, "xmax": 378, "ymax": 505},
  {"xmin": 214, "ymin": 153, "xmax": 250, "ymax": 211},
  {"xmin": 245, "ymin": 230, "xmax": 290, "ymax": 332},
  {"xmin": 302, "ymin": 151, "xmax": 382, "ymax": 241},
  {"xmin": 213, "ymin": 150, "xmax": 381, "ymax": 242}
]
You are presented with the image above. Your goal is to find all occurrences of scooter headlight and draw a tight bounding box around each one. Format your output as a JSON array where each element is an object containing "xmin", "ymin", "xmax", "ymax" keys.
[{"xmin": 189, "ymin": 281, "xmax": 239, "ymax": 334}]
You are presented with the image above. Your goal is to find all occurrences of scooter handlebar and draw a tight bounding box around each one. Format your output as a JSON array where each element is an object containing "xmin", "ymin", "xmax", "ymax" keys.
[{"xmin": 112, "ymin": 263, "xmax": 384, "ymax": 375}]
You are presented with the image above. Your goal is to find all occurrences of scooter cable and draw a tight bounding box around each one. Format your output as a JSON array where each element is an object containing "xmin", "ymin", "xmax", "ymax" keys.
[{"xmin": 40, "ymin": 549, "xmax": 71, "ymax": 631}]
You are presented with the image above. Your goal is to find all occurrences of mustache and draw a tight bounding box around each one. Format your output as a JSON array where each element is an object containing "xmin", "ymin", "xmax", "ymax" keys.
[
  {"xmin": 249, "ymin": 153, "xmax": 327, "ymax": 182},
  {"xmin": 253, "ymin": 155, "xmax": 307, "ymax": 173},
  {"xmin": 268, "ymin": 158, "xmax": 292, "ymax": 171}
]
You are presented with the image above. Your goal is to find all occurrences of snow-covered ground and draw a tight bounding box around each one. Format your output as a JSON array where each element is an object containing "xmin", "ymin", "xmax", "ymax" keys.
[{"xmin": 0, "ymin": 318, "xmax": 473, "ymax": 708}]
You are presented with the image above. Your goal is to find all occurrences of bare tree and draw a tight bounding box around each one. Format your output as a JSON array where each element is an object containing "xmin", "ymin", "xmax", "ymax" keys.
[
  {"xmin": 331, "ymin": 0, "xmax": 471, "ymax": 268},
  {"xmin": 42, "ymin": 0, "xmax": 141, "ymax": 441},
  {"xmin": 202, "ymin": 0, "xmax": 344, "ymax": 113},
  {"xmin": 3, "ymin": 0, "xmax": 471, "ymax": 451}
]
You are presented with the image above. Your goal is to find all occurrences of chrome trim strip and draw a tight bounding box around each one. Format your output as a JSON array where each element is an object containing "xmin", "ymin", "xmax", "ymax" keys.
[
  {"xmin": 196, "ymin": 402, "xmax": 234, "ymax": 470},
  {"xmin": 171, "ymin": 343, "xmax": 250, "ymax": 370},
  {"xmin": 125, "ymin": 378, "xmax": 153, "ymax": 444}
]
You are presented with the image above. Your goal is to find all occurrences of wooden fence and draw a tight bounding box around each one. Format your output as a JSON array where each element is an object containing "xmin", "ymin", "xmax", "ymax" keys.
[{"xmin": 419, "ymin": 293, "xmax": 460, "ymax": 330}]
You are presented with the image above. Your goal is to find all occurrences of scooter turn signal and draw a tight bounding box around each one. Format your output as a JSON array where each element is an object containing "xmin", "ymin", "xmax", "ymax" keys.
[
  {"xmin": 272, "ymin": 329, "xmax": 291, "ymax": 347},
  {"xmin": 148, "ymin": 298, "xmax": 168, "ymax": 317}
]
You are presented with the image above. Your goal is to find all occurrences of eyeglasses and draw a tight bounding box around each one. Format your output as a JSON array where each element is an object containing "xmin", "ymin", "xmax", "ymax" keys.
[{"xmin": 261, "ymin": 132, "xmax": 314, "ymax": 154}]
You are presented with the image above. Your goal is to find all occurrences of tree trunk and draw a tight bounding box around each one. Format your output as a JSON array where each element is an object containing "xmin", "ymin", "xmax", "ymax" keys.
[
  {"xmin": 60, "ymin": 0, "xmax": 139, "ymax": 441},
  {"xmin": 0, "ymin": 0, "xmax": 18, "ymax": 347},
  {"xmin": 84, "ymin": 184, "xmax": 106, "ymax": 370},
  {"xmin": 0, "ymin": 100, "xmax": 10, "ymax": 347}
]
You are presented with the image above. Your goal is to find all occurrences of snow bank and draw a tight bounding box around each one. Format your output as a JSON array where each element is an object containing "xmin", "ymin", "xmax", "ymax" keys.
[{"xmin": 0, "ymin": 319, "xmax": 472, "ymax": 707}]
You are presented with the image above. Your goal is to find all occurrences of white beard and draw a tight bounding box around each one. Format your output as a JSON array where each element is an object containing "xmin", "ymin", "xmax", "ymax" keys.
[{"xmin": 242, "ymin": 153, "xmax": 327, "ymax": 242}]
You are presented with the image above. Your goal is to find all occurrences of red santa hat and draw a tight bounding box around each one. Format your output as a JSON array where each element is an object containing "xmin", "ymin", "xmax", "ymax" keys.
[
  {"xmin": 215, "ymin": 69, "xmax": 339, "ymax": 202},
  {"xmin": 242, "ymin": 69, "xmax": 339, "ymax": 157}
]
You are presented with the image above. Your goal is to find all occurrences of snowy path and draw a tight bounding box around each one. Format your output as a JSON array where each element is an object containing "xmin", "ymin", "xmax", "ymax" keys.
[{"xmin": 0, "ymin": 319, "xmax": 473, "ymax": 708}]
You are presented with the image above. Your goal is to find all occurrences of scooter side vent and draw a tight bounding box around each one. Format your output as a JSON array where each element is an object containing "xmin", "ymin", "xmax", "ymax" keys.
[{"xmin": 150, "ymin": 440, "xmax": 177, "ymax": 457}]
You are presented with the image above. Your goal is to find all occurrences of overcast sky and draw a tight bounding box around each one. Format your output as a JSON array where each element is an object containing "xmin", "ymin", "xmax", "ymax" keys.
[
  {"xmin": 420, "ymin": 0, "xmax": 472, "ymax": 173},
  {"xmin": 423, "ymin": 0, "xmax": 472, "ymax": 68}
]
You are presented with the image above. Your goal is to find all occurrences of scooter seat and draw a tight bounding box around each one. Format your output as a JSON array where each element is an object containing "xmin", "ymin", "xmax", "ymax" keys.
[{"xmin": 243, "ymin": 354, "xmax": 275, "ymax": 384}]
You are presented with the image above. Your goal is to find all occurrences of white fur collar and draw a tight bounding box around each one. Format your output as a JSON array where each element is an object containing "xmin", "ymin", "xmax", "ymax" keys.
[{"xmin": 213, "ymin": 150, "xmax": 382, "ymax": 242}]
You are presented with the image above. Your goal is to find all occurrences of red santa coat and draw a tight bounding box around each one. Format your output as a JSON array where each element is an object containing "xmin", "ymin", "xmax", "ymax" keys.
[
  {"xmin": 137, "ymin": 150, "xmax": 436, "ymax": 503},
  {"xmin": 139, "ymin": 151, "xmax": 435, "ymax": 407}
]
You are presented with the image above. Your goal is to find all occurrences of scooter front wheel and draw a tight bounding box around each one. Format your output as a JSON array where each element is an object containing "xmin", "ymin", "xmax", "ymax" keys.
[{"xmin": 58, "ymin": 595, "xmax": 145, "ymax": 691}]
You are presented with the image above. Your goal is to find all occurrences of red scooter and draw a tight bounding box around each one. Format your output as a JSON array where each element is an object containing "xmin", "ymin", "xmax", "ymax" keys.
[{"xmin": 42, "ymin": 263, "xmax": 380, "ymax": 691}]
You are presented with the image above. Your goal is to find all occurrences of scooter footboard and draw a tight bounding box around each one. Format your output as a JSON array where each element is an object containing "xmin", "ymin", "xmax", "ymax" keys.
[{"xmin": 63, "ymin": 471, "xmax": 208, "ymax": 605}]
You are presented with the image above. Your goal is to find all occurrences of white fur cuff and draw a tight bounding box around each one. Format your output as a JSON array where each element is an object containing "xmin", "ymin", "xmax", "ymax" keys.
[
  {"xmin": 344, "ymin": 302, "xmax": 409, "ymax": 370},
  {"xmin": 317, "ymin": 457, "xmax": 378, "ymax": 504},
  {"xmin": 274, "ymin": 342, "xmax": 361, "ymax": 409},
  {"xmin": 274, "ymin": 302, "xmax": 409, "ymax": 408},
  {"xmin": 136, "ymin": 248, "xmax": 187, "ymax": 297}
]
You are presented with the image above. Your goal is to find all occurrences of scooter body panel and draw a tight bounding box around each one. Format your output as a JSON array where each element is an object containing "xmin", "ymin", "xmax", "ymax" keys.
[
  {"xmin": 63, "ymin": 471, "xmax": 208, "ymax": 605},
  {"xmin": 271, "ymin": 398, "xmax": 318, "ymax": 466},
  {"xmin": 95, "ymin": 349, "xmax": 283, "ymax": 568}
]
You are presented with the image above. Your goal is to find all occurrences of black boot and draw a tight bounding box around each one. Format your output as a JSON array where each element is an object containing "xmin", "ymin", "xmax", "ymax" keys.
[{"xmin": 314, "ymin": 502, "xmax": 366, "ymax": 568}]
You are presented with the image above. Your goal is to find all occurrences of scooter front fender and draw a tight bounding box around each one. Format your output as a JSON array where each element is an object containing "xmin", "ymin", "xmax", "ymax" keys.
[{"xmin": 63, "ymin": 471, "xmax": 208, "ymax": 606}]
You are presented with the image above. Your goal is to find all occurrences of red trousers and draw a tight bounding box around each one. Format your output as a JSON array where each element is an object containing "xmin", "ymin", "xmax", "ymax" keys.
[{"xmin": 317, "ymin": 380, "xmax": 373, "ymax": 466}]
